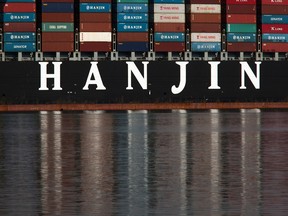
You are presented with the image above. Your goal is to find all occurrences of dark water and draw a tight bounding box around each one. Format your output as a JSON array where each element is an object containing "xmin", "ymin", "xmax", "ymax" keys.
[{"xmin": 0, "ymin": 109, "xmax": 288, "ymax": 215}]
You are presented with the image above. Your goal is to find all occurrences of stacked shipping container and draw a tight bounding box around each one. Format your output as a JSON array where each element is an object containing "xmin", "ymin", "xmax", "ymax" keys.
[
  {"xmin": 41, "ymin": 0, "xmax": 74, "ymax": 52},
  {"xmin": 2, "ymin": 0, "xmax": 36, "ymax": 52},
  {"xmin": 226, "ymin": 0, "xmax": 257, "ymax": 52},
  {"xmin": 79, "ymin": 0, "xmax": 112, "ymax": 51},
  {"xmin": 153, "ymin": 0, "xmax": 185, "ymax": 52},
  {"xmin": 262, "ymin": 0, "xmax": 288, "ymax": 52},
  {"xmin": 116, "ymin": 0, "xmax": 149, "ymax": 51},
  {"xmin": 190, "ymin": 0, "xmax": 221, "ymax": 52}
]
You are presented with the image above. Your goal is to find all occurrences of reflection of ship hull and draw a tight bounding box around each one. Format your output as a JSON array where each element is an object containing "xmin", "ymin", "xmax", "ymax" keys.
[{"xmin": 0, "ymin": 61, "xmax": 287, "ymax": 107}]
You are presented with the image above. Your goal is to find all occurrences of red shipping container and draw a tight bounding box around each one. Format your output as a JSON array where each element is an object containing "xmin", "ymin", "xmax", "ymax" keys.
[
  {"xmin": 189, "ymin": 0, "xmax": 220, "ymax": 3},
  {"xmin": 117, "ymin": 33, "xmax": 149, "ymax": 42},
  {"xmin": 42, "ymin": 13, "xmax": 74, "ymax": 22},
  {"xmin": 80, "ymin": 23, "xmax": 112, "ymax": 32},
  {"xmin": 80, "ymin": 0, "xmax": 111, "ymax": 2},
  {"xmin": 262, "ymin": 43, "xmax": 288, "ymax": 52},
  {"xmin": 226, "ymin": 5, "xmax": 256, "ymax": 14},
  {"xmin": 4, "ymin": 23, "xmax": 36, "ymax": 32},
  {"xmin": 42, "ymin": 42, "xmax": 74, "ymax": 52},
  {"xmin": 42, "ymin": 32, "xmax": 74, "ymax": 42},
  {"xmin": 226, "ymin": 0, "xmax": 256, "ymax": 4},
  {"xmin": 154, "ymin": 42, "xmax": 185, "ymax": 52},
  {"xmin": 80, "ymin": 13, "xmax": 111, "ymax": 23},
  {"xmin": 262, "ymin": 24, "xmax": 288, "ymax": 33},
  {"xmin": 190, "ymin": 14, "xmax": 221, "ymax": 23},
  {"xmin": 190, "ymin": 23, "xmax": 221, "ymax": 33},
  {"xmin": 261, "ymin": 5, "xmax": 288, "ymax": 14},
  {"xmin": 261, "ymin": 0, "xmax": 288, "ymax": 5},
  {"xmin": 1, "ymin": 3, "xmax": 36, "ymax": 12},
  {"xmin": 154, "ymin": 23, "xmax": 185, "ymax": 32},
  {"xmin": 226, "ymin": 14, "xmax": 256, "ymax": 23},
  {"xmin": 226, "ymin": 42, "xmax": 256, "ymax": 52},
  {"xmin": 80, "ymin": 42, "xmax": 112, "ymax": 52}
]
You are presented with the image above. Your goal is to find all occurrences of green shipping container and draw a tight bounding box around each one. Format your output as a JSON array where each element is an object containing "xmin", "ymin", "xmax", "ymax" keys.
[
  {"xmin": 226, "ymin": 24, "xmax": 256, "ymax": 33},
  {"xmin": 117, "ymin": 0, "xmax": 148, "ymax": 2},
  {"xmin": 42, "ymin": 23, "xmax": 74, "ymax": 32}
]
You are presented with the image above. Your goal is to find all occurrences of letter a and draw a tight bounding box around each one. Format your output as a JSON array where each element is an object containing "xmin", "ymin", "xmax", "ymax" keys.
[{"xmin": 83, "ymin": 62, "xmax": 106, "ymax": 90}]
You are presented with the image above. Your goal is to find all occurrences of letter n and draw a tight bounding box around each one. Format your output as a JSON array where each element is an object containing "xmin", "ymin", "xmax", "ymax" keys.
[
  {"xmin": 126, "ymin": 61, "xmax": 148, "ymax": 90},
  {"xmin": 240, "ymin": 62, "xmax": 261, "ymax": 89},
  {"xmin": 39, "ymin": 62, "xmax": 62, "ymax": 90}
]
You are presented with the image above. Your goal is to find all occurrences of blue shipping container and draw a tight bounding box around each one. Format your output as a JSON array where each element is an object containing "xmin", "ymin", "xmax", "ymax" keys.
[
  {"xmin": 117, "ymin": 13, "xmax": 148, "ymax": 23},
  {"xmin": 153, "ymin": 0, "xmax": 184, "ymax": 3},
  {"xmin": 227, "ymin": 33, "xmax": 256, "ymax": 43},
  {"xmin": 262, "ymin": 33, "xmax": 288, "ymax": 43},
  {"xmin": 117, "ymin": 4, "xmax": 148, "ymax": 13},
  {"xmin": 191, "ymin": 42, "xmax": 221, "ymax": 52},
  {"xmin": 154, "ymin": 33, "xmax": 185, "ymax": 42},
  {"xmin": 4, "ymin": 42, "xmax": 36, "ymax": 52},
  {"xmin": 262, "ymin": 15, "xmax": 288, "ymax": 24},
  {"xmin": 117, "ymin": 42, "xmax": 149, "ymax": 52},
  {"xmin": 117, "ymin": 23, "xmax": 148, "ymax": 32},
  {"xmin": 42, "ymin": 3, "xmax": 74, "ymax": 13},
  {"xmin": 4, "ymin": 32, "xmax": 36, "ymax": 42},
  {"xmin": 3, "ymin": 13, "xmax": 35, "ymax": 22},
  {"xmin": 80, "ymin": 3, "xmax": 111, "ymax": 13}
]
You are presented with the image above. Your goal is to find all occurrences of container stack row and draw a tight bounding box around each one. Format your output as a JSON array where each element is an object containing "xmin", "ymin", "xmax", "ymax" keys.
[
  {"xmin": 116, "ymin": 0, "xmax": 149, "ymax": 52},
  {"xmin": 2, "ymin": 0, "xmax": 36, "ymax": 52},
  {"xmin": 153, "ymin": 0, "xmax": 185, "ymax": 52},
  {"xmin": 41, "ymin": 0, "xmax": 74, "ymax": 52},
  {"xmin": 79, "ymin": 0, "xmax": 112, "ymax": 52},
  {"xmin": 190, "ymin": 0, "xmax": 221, "ymax": 52},
  {"xmin": 226, "ymin": 0, "xmax": 257, "ymax": 52},
  {"xmin": 262, "ymin": 0, "xmax": 288, "ymax": 52}
]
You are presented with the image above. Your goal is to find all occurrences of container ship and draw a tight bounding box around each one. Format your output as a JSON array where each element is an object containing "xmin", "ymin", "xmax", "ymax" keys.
[{"xmin": 1, "ymin": 0, "xmax": 288, "ymax": 108}]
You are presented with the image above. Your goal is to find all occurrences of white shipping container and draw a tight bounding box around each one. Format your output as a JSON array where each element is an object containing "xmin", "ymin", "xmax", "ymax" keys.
[
  {"xmin": 154, "ymin": 4, "xmax": 185, "ymax": 13},
  {"xmin": 190, "ymin": 4, "xmax": 221, "ymax": 14},
  {"xmin": 191, "ymin": 33, "xmax": 221, "ymax": 42},
  {"xmin": 80, "ymin": 32, "xmax": 112, "ymax": 42},
  {"xmin": 154, "ymin": 13, "xmax": 185, "ymax": 23}
]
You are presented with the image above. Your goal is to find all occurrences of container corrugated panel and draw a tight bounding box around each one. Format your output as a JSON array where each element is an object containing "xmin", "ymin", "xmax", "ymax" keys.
[
  {"xmin": 226, "ymin": 42, "xmax": 256, "ymax": 52},
  {"xmin": 189, "ymin": 4, "xmax": 221, "ymax": 14},
  {"xmin": 154, "ymin": 4, "xmax": 185, "ymax": 13},
  {"xmin": 226, "ymin": 0, "xmax": 256, "ymax": 4},
  {"xmin": 262, "ymin": 15, "xmax": 288, "ymax": 24},
  {"xmin": 117, "ymin": 42, "xmax": 149, "ymax": 51},
  {"xmin": 190, "ymin": 23, "xmax": 221, "ymax": 32},
  {"xmin": 190, "ymin": 0, "xmax": 220, "ymax": 3},
  {"xmin": 154, "ymin": 33, "xmax": 185, "ymax": 42},
  {"xmin": 117, "ymin": 0, "xmax": 148, "ymax": 2},
  {"xmin": 4, "ymin": 32, "xmax": 36, "ymax": 42},
  {"xmin": 80, "ymin": 23, "xmax": 111, "ymax": 32},
  {"xmin": 226, "ymin": 14, "xmax": 256, "ymax": 24},
  {"xmin": 42, "ymin": 32, "xmax": 74, "ymax": 42},
  {"xmin": 0, "ymin": 0, "xmax": 35, "ymax": 2},
  {"xmin": 191, "ymin": 42, "xmax": 221, "ymax": 52},
  {"xmin": 117, "ymin": 32, "xmax": 148, "ymax": 42},
  {"xmin": 153, "ymin": 0, "xmax": 184, "ymax": 3},
  {"xmin": 262, "ymin": 43, "xmax": 288, "ymax": 52},
  {"xmin": 261, "ymin": 5, "xmax": 288, "ymax": 14},
  {"xmin": 80, "ymin": 42, "xmax": 112, "ymax": 52},
  {"xmin": 261, "ymin": 0, "xmax": 288, "ymax": 5},
  {"xmin": 4, "ymin": 42, "xmax": 36, "ymax": 52},
  {"xmin": 154, "ymin": 13, "xmax": 185, "ymax": 23},
  {"xmin": 227, "ymin": 24, "xmax": 256, "ymax": 33},
  {"xmin": 262, "ymin": 24, "xmax": 288, "ymax": 33},
  {"xmin": 226, "ymin": 5, "xmax": 256, "ymax": 14},
  {"xmin": 191, "ymin": 33, "xmax": 221, "ymax": 42},
  {"xmin": 116, "ymin": 3, "xmax": 148, "ymax": 13},
  {"xmin": 42, "ymin": 23, "xmax": 74, "ymax": 32},
  {"xmin": 3, "ymin": 12, "xmax": 35, "ymax": 22},
  {"xmin": 80, "ymin": 32, "xmax": 112, "ymax": 42},
  {"xmin": 80, "ymin": 3, "xmax": 111, "ymax": 13},
  {"xmin": 42, "ymin": 13, "xmax": 74, "ymax": 22},
  {"xmin": 79, "ymin": 0, "xmax": 110, "ymax": 2},
  {"xmin": 80, "ymin": 13, "xmax": 111, "ymax": 22},
  {"xmin": 154, "ymin": 42, "xmax": 185, "ymax": 52},
  {"xmin": 262, "ymin": 33, "xmax": 288, "ymax": 43},
  {"xmin": 154, "ymin": 23, "xmax": 185, "ymax": 32},
  {"xmin": 42, "ymin": 42, "xmax": 74, "ymax": 52},
  {"xmin": 226, "ymin": 33, "xmax": 256, "ymax": 42},
  {"xmin": 2, "ymin": 3, "xmax": 36, "ymax": 12},
  {"xmin": 117, "ymin": 13, "xmax": 148, "ymax": 22},
  {"xmin": 117, "ymin": 23, "xmax": 148, "ymax": 32},
  {"xmin": 42, "ymin": 3, "xmax": 73, "ymax": 13},
  {"xmin": 190, "ymin": 13, "xmax": 221, "ymax": 23},
  {"xmin": 4, "ymin": 22, "xmax": 36, "ymax": 32}
]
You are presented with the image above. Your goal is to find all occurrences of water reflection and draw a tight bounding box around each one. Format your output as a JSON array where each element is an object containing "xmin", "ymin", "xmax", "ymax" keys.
[{"xmin": 0, "ymin": 110, "xmax": 288, "ymax": 215}]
